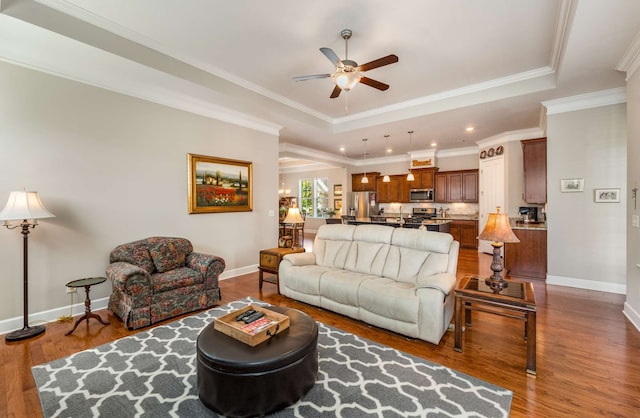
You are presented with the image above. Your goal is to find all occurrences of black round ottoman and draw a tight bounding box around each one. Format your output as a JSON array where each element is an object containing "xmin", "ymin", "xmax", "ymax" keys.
[{"xmin": 196, "ymin": 305, "xmax": 318, "ymax": 418}]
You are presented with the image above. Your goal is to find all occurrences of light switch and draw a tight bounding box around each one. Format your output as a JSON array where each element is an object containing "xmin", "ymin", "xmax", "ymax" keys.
[
  {"xmin": 632, "ymin": 215, "xmax": 639, "ymax": 228},
  {"xmin": 268, "ymin": 210, "xmax": 275, "ymax": 217}
]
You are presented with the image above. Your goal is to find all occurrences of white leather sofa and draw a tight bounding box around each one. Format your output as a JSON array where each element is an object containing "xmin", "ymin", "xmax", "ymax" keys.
[{"xmin": 279, "ymin": 224, "xmax": 460, "ymax": 344}]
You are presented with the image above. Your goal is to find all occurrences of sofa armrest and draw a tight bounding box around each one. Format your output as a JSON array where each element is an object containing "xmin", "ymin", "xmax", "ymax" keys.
[
  {"xmin": 415, "ymin": 273, "xmax": 457, "ymax": 296},
  {"xmin": 186, "ymin": 252, "xmax": 226, "ymax": 289},
  {"xmin": 282, "ymin": 252, "xmax": 317, "ymax": 266},
  {"xmin": 107, "ymin": 262, "xmax": 151, "ymax": 296}
]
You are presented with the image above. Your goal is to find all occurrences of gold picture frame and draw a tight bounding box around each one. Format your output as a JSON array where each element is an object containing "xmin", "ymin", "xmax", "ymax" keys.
[{"xmin": 187, "ymin": 153, "xmax": 253, "ymax": 213}]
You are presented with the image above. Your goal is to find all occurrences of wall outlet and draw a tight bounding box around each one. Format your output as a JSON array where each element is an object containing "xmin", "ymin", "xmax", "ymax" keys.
[
  {"xmin": 66, "ymin": 287, "xmax": 76, "ymax": 294},
  {"xmin": 632, "ymin": 215, "xmax": 639, "ymax": 228}
]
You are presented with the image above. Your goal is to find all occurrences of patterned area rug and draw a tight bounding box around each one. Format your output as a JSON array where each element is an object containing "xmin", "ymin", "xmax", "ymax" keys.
[{"xmin": 33, "ymin": 297, "xmax": 512, "ymax": 417}]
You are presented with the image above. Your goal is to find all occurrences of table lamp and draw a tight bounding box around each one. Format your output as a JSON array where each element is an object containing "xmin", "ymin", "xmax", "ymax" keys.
[
  {"xmin": 283, "ymin": 207, "xmax": 305, "ymax": 249},
  {"xmin": 0, "ymin": 190, "xmax": 55, "ymax": 341},
  {"xmin": 478, "ymin": 206, "xmax": 519, "ymax": 293}
]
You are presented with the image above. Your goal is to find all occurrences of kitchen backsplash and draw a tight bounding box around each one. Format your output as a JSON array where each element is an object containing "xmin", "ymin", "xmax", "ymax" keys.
[{"xmin": 379, "ymin": 202, "xmax": 479, "ymax": 217}]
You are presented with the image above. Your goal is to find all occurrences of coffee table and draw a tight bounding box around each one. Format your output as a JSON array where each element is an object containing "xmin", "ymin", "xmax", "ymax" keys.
[
  {"xmin": 454, "ymin": 274, "xmax": 537, "ymax": 375},
  {"xmin": 196, "ymin": 305, "xmax": 318, "ymax": 416},
  {"xmin": 65, "ymin": 277, "xmax": 110, "ymax": 336}
]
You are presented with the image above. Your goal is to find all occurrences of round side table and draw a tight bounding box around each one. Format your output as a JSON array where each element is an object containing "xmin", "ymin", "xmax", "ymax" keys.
[{"xmin": 65, "ymin": 277, "xmax": 110, "ymax": 336}]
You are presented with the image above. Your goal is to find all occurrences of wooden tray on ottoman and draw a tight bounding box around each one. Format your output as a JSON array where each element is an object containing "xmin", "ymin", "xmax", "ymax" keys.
[{"xmin": 214, "ymin": 305, "xmax": 290, "ymax": 346}]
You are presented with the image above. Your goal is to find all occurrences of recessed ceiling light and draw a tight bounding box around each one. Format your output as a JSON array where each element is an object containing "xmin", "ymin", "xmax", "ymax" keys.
[
  {"xmin": 431, "ymin": 142, "xmax": 437, "ymax": 147},
  {"xmin": 465, "ymin": 126, "xmax": 474, "ymax": 132},
  {"xmin": 339, "ymin": 146, "xmax": 345, "ymax": 152}
]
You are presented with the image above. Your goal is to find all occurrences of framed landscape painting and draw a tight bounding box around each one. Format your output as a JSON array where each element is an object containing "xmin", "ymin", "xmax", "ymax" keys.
[{"xmin": 187, "ymin": 153, "xmax": 253, "ymax": 213}]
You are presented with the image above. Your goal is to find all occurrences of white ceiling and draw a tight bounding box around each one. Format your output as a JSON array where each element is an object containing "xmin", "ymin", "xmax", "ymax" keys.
[{"xmin": 1, "ymin": 0, "xmax": 639, "ymax": 170}]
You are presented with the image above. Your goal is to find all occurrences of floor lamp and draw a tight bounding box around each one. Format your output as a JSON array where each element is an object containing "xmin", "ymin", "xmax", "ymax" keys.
[{"xmin": 0, "ymin": 191, "xmax": 55, "ymax": 342}]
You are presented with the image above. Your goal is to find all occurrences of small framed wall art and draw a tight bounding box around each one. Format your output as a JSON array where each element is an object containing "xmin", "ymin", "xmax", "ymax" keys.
[
  {"xmin": 187, "ymin": 153, "xmax": 253, "ymax": 213},
  {"xmin": 560, "ymin": 178, "xmax": 584, "ymax": 193},
  {"xmin": 594, "ymin": 188, "xmax": 620, "ymax": 203},
  {"xmin": 334, "ymin": 184, "xmax": 343, "ymax": 196}
]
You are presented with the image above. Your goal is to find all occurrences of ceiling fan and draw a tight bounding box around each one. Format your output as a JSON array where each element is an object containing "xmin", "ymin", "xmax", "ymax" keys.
[{"xmin": 293, "ymin": 29, "xmax": 398, "ymax": 98}]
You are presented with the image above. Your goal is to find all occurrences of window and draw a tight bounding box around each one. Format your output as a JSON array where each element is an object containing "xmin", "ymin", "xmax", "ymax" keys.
[{"xmin": 299, "ymin": 178, "xmax": 329, "ymax": 218}]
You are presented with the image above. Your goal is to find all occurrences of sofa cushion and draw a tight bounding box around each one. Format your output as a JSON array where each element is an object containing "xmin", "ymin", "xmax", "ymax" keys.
[
  {"xmin": 149, "ymin": 240, "xmax": 187, "ymax": 273},
  {"xmin": 152, "ymin": 266, "xmax": 203, "ymax": 293},
  {"xmin": 358, "ymin": 277, "xmax": 420, "ymax": 323},
  {"xmin": 110, "ymin": 243, "xmax": 156, "ymax": 274},
  {"xmin": 319, "ymin": 270, "xmax": 376, "ymax": 306}
]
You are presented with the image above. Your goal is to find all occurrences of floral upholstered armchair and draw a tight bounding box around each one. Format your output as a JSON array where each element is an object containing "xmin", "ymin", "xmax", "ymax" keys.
[{"xmin": 107, "ymin": 237, "xmax": 225, "ymax": 329}]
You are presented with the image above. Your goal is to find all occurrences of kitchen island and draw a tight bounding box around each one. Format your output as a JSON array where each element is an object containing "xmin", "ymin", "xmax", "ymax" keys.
[{"xmin": 346, "ymin": 218, "xmax": 451, "ymax": 233}]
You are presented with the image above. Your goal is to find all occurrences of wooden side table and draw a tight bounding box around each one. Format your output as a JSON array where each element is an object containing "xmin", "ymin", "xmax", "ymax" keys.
[
  {"xmin": 454, "ymin": 274, "xmax": 537, "ymax": 375},
  {"xmin": 259, "ymin": 247, "xmax": 305, "ymax": 293},
  {"xmin": 65, "ymin": 277, "xmax": 110, "ymax": 336}
]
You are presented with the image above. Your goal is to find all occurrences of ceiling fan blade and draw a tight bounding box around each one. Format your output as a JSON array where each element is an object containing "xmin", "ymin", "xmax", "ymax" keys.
[
  {"xmin": 293, "ymin": 74, "xmax": 331, "ymax": 82},
  {"xmin": 320, "ymin": 47, "xmax": 344, "ymax": 68},
  {"xmin": 330, "ymin": 85, "xmax": 342, "ymax": 98},
  {"xmin": 360, "ymin": 76, "xmax": 389, "ymax": 91},
  {"xmin": 357, "ymin": 54, "xmax": 399, "ymax": 72}
]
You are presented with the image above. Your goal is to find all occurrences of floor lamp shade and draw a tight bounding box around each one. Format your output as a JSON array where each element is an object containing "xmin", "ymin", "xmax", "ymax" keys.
[{"xmin": 0, "ymin": 191, "xmax": 55, "ymax": 342}]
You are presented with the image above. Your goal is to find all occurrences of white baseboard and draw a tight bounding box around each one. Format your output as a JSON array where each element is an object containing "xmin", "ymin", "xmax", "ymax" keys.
[
  {"xmin": 546, "ymin": 274, "xmax": 627, "ymax": 295},
  {"xmin": 219, "ymin": 264, "xmax": 258, "ymax": 280},
  {"xmin": 0, "ymin": 297, "xmax": 109, "ymax": 336},
  {"xmin": 0, "ymin": 266, "xmax": 261, "ymax": 336},
  {"xmin": 623, "ymin": 302, "xmax": 640, "ymax": 332}
]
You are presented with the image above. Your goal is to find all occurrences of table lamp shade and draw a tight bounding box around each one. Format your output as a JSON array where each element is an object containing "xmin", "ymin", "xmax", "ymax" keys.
[
  {"xmin": 478, "ymin": 207, "xmax": 519, "ymax": 244},
  {"xmin": 283, "ymin": 207, "xmax": 304, "ymax": 224},
  {"xmin": 0, "ymin": 191, "xmax": 55, "ymax": 221}
]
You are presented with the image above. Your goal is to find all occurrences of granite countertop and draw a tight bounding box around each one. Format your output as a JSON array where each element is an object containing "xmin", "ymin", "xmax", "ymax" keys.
[
  {"xmin": 432, "ymin": 215, "xmax": 478, "ymax": 221},
  {"xmin": 510, "ymin": 219, "xmax": 547, "ymax": 231}
]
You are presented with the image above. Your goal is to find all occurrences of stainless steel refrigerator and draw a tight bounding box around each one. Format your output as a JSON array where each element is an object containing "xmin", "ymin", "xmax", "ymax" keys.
[{"xmin": 348, "ymin": 192, "xmax": 378, "ymax": 219}]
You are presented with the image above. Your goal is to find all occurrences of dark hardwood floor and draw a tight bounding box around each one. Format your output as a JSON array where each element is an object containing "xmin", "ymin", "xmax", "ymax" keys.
[{"xmin": 2, "ymin": 234, "xmax": 639, "ymax": 417}]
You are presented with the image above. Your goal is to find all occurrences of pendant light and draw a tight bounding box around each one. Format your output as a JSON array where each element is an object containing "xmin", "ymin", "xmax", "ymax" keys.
[
  {"xmin": 382, "ymin": 134, "xmax": 391, "ymax": 182},
  {"xmin": 361, "ymin": 138, "xmax": 369, "ymax": 184},
  {"xmin": 406, "ymin": 130, "xmax": 415, "ymax": 181}
]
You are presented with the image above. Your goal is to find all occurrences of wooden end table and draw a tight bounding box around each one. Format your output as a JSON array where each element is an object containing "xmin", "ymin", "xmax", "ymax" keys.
[
  {"xmin": 65, "ymin": 277, "xmax": 110, "ymax": 336},
  {"xmin": 454, "ymin": 274, "xmax": 537, "ymax": 375},
  {"xmin": 259, "ymin": 247, "xmax": 305, "ymax": 294}
]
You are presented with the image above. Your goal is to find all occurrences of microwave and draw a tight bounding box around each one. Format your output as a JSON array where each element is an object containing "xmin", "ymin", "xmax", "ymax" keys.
[{"xmin": 409, "ymin": 188, "xmax": 434, "ymax": 202}]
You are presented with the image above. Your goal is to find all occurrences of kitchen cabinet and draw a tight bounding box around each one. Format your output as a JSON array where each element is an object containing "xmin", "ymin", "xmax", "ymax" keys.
[
  {"xmin": 450, "ymin": 219, "xmax": 478, "ymax": 249},
  {"xmin": 402, "ymin": 168, "xmax": 437, "ymax": 203},
  {"xmin": 505, "ymin": 228, "xmax": 547, "ymax": 280},
  {"xmin": 376, "ymin": 175, "xmax": 404, "ymax": 203},
  {"xmin": 435, "ymin": 170, "xmax": 478, "ymax": 203},
  {"xmin": 522, "ymin": 138, "xmax": 546, "ymax": 204},
  {"xmin": 351, "ymin": 172, "xmax": 379, "ymax": 192}
]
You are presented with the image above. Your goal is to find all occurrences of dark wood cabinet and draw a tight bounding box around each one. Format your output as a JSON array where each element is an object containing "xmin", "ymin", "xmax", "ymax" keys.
[
  {"xmin": 405, "ymin": 168, "xmax": 437, "ymax": 202},
  {"xmin": 522, "ymin": 138, "xmax": 547, "ymax": 204},
  {"xmin": 376, "ymin": 175, "xmax": 404, "ymax": 203},
  {"xmin": 351, "ymin": 172, "xmax": 379, "ymax": 192},
  {"xmin": 435, "ymin": 170, "xmax": 478, "ymax": 203},
  {"xmin": 505, "ymin": 228, "xmax": 547, "ymax": 280},
  {"xmin": 450, "ymin": 219, "xmax": 478, "ymax": 249}
]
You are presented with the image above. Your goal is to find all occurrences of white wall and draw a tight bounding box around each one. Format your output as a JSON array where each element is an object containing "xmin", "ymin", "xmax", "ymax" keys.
[
  {"xmin": 546, "ymin": 104, "xmax": 627, "ymax": 293},
  {"xmin": 0, "ymin": 62, "xmax": 279, "ymax": 323},
  {"xmin": 625, "ymin": 67, "xmax": 640, "ymax": 328}
]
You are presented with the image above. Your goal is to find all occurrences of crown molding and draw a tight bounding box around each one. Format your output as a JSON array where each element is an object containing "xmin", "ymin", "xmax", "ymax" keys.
[
  {"xmin": 549, "ymin": 0, "xmax": 575, "ymax": 71},
  {"xmin": 542, "ymin": 87, "xmax": 627, "ymax": 115},
  {"xmin": 616, "ymin": 29, "xmax": 640, "ymax": 80},
  {"xmin": 476, "ymin": 127, "xmax": 545, "ymax": 148},
  {"xmin": 0, "ymin": 13, "xmax": 282, "ymax": 136}
]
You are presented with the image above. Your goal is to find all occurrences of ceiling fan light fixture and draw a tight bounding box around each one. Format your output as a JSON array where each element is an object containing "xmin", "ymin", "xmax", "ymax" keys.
[{"xmin": 334, "ymin": 68, "xmax": 361, "ymax": 91}]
